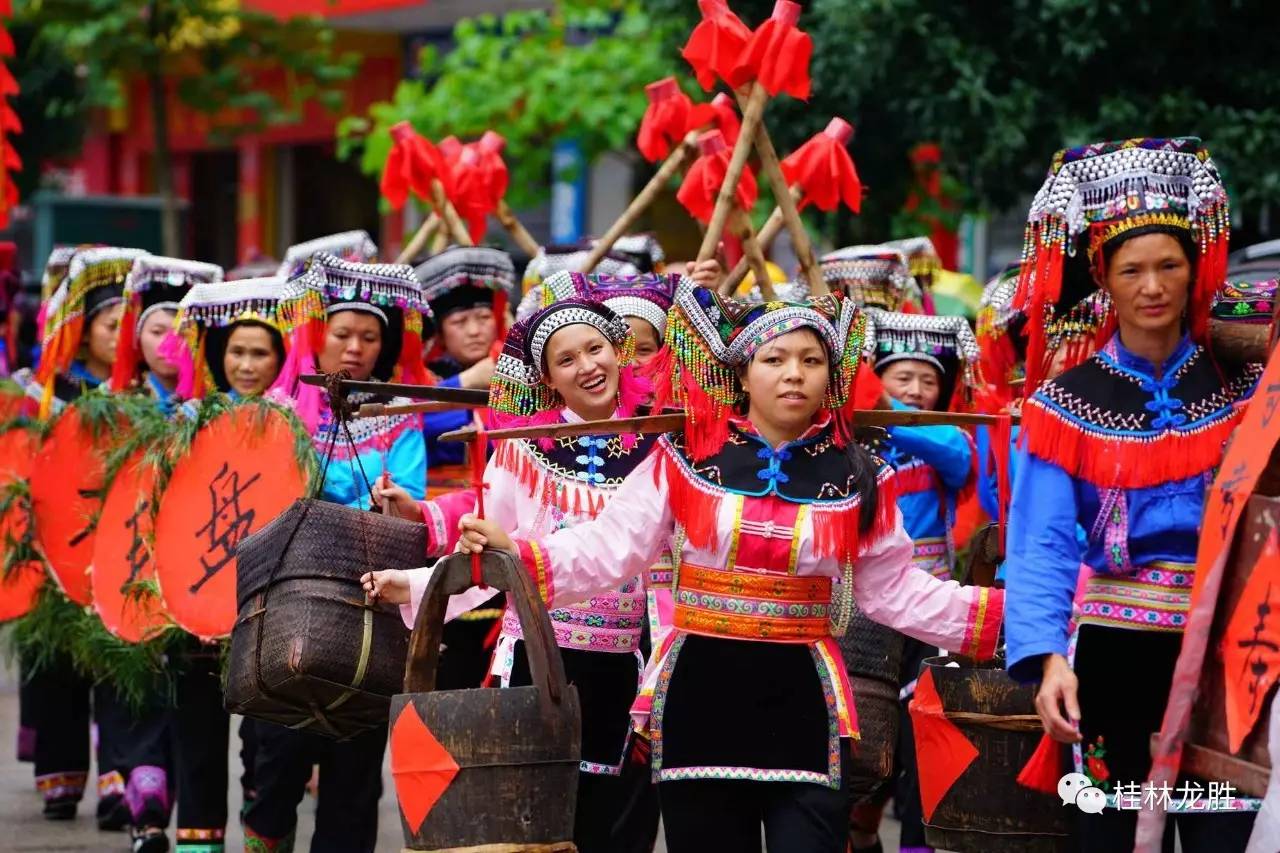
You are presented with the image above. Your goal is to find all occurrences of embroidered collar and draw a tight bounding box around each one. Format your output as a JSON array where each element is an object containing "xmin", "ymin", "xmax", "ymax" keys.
[
  {"xmin": 1100, "ymin": 332, "xmax": 1194, "ymax": 379},
  {"xmin": 518, "ymin": 407, "xmax": 659, "ymax": 489},
  {"xmin": 663, "ymin": 419, "xmax": 882, "ymax": 505}
]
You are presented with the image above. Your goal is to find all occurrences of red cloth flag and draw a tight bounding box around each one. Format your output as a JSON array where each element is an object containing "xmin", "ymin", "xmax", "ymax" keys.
[
  {"xmin": 780, "ymin": 117, "xmax": 863, "ymax": 213},
  {"xmin": 677, "ymin": 129, "xmax": 758, "ymax": 224},
  {"xmin": 727, "ymin": 0, "xmax": 813, "ymax": 100}
]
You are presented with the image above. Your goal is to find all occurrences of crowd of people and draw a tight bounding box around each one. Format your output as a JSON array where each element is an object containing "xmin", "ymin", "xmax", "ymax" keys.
[{"xmin": 0, "ymin": 134, "xmax": 1273, "ymax": 853}]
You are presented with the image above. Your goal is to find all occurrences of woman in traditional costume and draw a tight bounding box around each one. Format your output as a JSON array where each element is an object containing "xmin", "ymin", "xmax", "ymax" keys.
[
  {"xmin": 100, "ymin": 255, "xmax": 223, "ymax": 852},
  {"xmin": 852, "ymin": 308, "xmax": 980, "ymax": 853},
  {"xmin": 21, "ymin": 247, "xmax": 145, "ymax": 823},
  {"xmin": 449, "ymin": 285, "xmax": 1004, "ymax": 852},
  {"xmin": 1005, "ymin": 137, "xmax": 1259, "ymax": 851},
  {"xmin": 819, "ymin": 245, "xmax": 925, "ymax": 313},
  {"xmin": 240, "ymin": 252, "xmax": 429, "ymax": 853},
  {"xmin": 168, "ymin": 276, "xmax": 288, "ymax": 853},
  {"xmin": 415, "ymin": 245, "xmax": 514, "ymax": 466}
]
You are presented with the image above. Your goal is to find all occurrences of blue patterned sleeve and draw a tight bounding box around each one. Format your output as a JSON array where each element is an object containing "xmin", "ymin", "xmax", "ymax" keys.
[{"xmin": 1005, "ymin": 449, "xmax": 1083, "ymax": 684}]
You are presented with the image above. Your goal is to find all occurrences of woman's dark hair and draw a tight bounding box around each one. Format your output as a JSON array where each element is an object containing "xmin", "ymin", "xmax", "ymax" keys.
[
  {"xmin": 847, "ymin": 439, "xmax": 883, "ymax": 537},
  {"xmin": 206, "ymin": 320, "xmax": 285, "ymax": 393}
]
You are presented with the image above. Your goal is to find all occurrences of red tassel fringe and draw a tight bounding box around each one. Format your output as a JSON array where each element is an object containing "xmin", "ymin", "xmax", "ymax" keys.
[
  {"xmin": 658, "ymin": 444, "xmax": 899, "ymax": 565},
  {"xmin": 109, "ymin": 306, "xmax": 139, "ymax": 391},
  {"xmin": 1016, "ymin": 732, "xmax": 1065, "ymax": 794},
  {"xmin": 1021, "ymin": 400, "xmax": 1239, "ymax": 489},
  {"xmin": 493, "ymin": 440, "xmax": 608, "ymax": 520}
]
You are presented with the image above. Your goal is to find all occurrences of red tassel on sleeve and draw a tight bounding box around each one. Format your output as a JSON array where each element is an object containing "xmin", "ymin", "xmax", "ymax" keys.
[
  {"xmin": 781, "ymin": 117, "xmax": 863, "ymax": 213},
  {"xmin": 681, "ymin": 0, "xmax": 751, "ymax": 91},
  {"xmin": 1016, "ymin": 732, "xmax": 1065, "ymax": 794},
  {"xmin": 637, "ymin": 77, "xmax": 693, "ymax": 164},
  {"xmin": 676, "ymin": 129, "xmax": 758, "ymax": 224},
  {"xmin": 727, "ymin": 0, "xmax": 813, "ymax": 100}
]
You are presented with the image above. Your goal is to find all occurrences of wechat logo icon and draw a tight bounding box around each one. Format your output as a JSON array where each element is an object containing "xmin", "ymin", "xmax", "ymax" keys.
[{"xmin": 1058, "ymin": 772, "xmax": 1106, "ymax": 814}]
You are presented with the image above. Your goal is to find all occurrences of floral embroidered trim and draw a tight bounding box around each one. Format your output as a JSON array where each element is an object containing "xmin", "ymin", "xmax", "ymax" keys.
[
  {"xmin": 97, "ymin": 769, "xmax": 126, "ymax": 798},
  {"xmin": 580, "ymin": 758, "xmax": 625, "ymax": 776},
  {"xmin": 1079, "ymin": 561, "xmax": 1193, "ymax": 632},
  {"xmin": 656, "ymin": 765, "xmax": 832, "ymax": 785},
  {"xmin": 176, "ymin": 828, "xmax": 226, "ymax": 841},
  {"xmin": 912, "ymin": 536, "xmax": 951, "ymax": 580},
  {"xmin": 36, "ymin": 771, "xmax": 87, "ymax": 801}
]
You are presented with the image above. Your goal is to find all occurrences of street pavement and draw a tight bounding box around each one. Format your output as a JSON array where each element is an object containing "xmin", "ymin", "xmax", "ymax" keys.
[{"xmin": 0, "ymin": 664, "xmax": 907, "ymax": 852}]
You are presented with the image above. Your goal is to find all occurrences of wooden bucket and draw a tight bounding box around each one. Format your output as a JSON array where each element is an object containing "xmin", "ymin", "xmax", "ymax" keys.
[
  {"xmin": 391, "ymin": 551, "xmax": 581, "ymax": 852},
  {"xmin": 920, "ymin": 657, "xmax": 1072, "ymax": 853},
  {"xmin": 1178, "ymin": 491, "xmax": 1278, "ymax": 795},
  {"xmin": 837, "ymin": 603, "xmax": 904, "ymax": 802}
]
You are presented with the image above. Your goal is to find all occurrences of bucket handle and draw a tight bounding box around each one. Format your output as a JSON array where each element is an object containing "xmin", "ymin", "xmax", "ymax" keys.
[{"xmin": 404, "ymin": 550, "xmax": 568, "ymax": 709}]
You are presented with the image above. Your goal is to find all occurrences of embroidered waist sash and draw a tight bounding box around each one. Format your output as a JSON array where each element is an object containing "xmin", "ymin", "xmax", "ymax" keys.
[
  {"xmin": 911, "ymin": 536, "xmax": 951, "ymax": 581},
  {"xmin": 1079, "ymin": 561, "xmax": 1193, "ymax": 633},
  {"xmin": 502, "ymin": 577, "xmax": 647, "ymax": 652},
  {"xmin": 673, "ymin": 564, "xmax": 832, "ymax": 643}
]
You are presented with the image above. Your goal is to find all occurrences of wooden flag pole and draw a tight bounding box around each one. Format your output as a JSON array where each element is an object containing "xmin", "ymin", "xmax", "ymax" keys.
[
  {"xmin": 729, "ymin": 207, "xmax": 776, "ymax": 301},
  {"xmin": 735, "ymin": 88, "xmax": 826, "ymax": 296},
  {"xmin": 580, "ymin": 133, "xmax": 700, "ymax": 273},
  {"xmin": 695, "ymin": 84, "xmax": 770, "ymax": 264},
  {"xmin": 493, "ymin": 200, "xmax": 542, "ymax": 257},
  {"xmin": 394, "ymin": 211, "xmax": 441, "ymax": 264},
  {"xmin": 430, "ymin": 179, "xmax": 474, "ymax": 246},
  {"xmin": 722, "ymin": 185, "xmax": 802, "ymax": 293}
]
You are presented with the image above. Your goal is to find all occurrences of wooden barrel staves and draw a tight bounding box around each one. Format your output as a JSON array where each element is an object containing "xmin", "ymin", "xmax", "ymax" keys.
[
  {"xmin": 915, "ymin": 657, "xmax": 1072, "ymax": 853},
  {"xmin": 390, "ymin": 550, "xmax": 581, "ymax": 852}
]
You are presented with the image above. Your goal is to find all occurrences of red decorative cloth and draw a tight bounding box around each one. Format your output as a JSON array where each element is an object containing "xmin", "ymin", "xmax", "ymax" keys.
[
  {"xmin": 637, "ymin": 77, "xmax": 693, "ymax": 163},
  {"xmin": 781, "ymin": 117, "xmax": 862, "ymax": 213},
  {"xmin": 908, "ymin": 666, "xmax": 979, "ymax": 822},
  {"xmin": 390, "ymin": 704, "xmax": 460, "ymax": 834},
  {"xmin": 381, "ymin": 122, "xmax": 452, "ymax": 212},
  {"xmin": 676, "ymin": 129, "xmax": 758, "ymax": 224},
  {"xmin": 727, "ymin": 0, "xmax": 812, "ymax": 100},
  {"xmin": 681, "ymin": 0, "xmax": 751, "ymax": 91},
  {"xmin": 453, "ymin": 131, "xmax": 510, "ymax": 243},
  {"xmin": 687, "ymin": 92, "xmax": 740, "ymax": 149}
]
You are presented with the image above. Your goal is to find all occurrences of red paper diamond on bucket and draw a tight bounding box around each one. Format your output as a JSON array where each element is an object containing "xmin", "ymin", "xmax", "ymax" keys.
[{"xmin": 391, "ymin": 703, "xmax": 460, "ymax": 833}]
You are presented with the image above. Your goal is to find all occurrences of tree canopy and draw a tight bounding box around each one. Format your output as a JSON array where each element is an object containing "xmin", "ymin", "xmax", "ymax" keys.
[
  {"xmin": 338, "ymin": 0, "xmax": 687, "ymax": 211},
  {"xmin": 351, "ymin": 0, "xmax": 1280, "ymax": 245}
]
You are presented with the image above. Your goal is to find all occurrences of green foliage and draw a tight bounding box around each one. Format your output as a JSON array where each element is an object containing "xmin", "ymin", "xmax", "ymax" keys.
[
  {"xmin": 645, "ymin": 0, "xmax": 1280, "ymax": 241},
  {"xmin": 339, "ymin": 0, "xmax": 689, "ymax": 210},
  {"xmin": 12, "ymin": 0, "xmax": 359, "ymax": 187}
]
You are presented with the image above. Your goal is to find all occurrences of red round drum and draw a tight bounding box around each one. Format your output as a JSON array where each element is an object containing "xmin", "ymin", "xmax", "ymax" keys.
[
  {"xmin": 91, "ymin": 449, "xmax": 170, "ymax": 642},
  {"xmin": 0, "ymin": 426, "xmax": 43, "ymax": 622},
  {"xmin": 31, "ymin": 408, "xmax": 119, "ymax": 605},
  {"xmin": 153, "ymin": 405, "xmax": 307, "ymax": 640}
]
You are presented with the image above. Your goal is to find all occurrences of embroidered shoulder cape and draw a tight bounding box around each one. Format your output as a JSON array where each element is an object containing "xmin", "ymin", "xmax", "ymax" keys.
[{"xmin": 1022, "ymin": 337, "xmax": 1258, "ymax": 489}]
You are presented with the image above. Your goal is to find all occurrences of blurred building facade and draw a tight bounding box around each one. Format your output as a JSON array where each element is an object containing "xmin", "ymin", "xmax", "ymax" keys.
[{"xmin": 57, "ymin": 0, "xmax": 552, "ymax": 269}]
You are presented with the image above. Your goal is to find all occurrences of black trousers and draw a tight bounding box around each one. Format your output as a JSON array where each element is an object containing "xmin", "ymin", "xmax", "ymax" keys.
[
  {"xmin": 660, "ymin": 756, "xmax": 852, "ymax": 853},
  {"xmin": 1074, "ymin": 625, "xmax": 1256, "ymax": 853},
  {"xmin": 891, "ymin": 637, "xmax": 931, "ymax": 847},
  {"xmin": 243, "ymin": 721, "xmax": 385, "ymax": 853},
  {"xmin": 17, "ymin": 665, "xmax": 35, "ymax": 762},
  {"xmin": 29, "ymin": 651, "xmax": 92, "ymax": 803},
  {"xmin": 173, "ymin": 647, "xmax": 230, "ymax": 849},
  {"xmin": 608, "ymin": 753, "xmax": 662, "ymax": 853},
  {"xmin": 96, "ymin": 685, "xmax": 174, "ymax": 829}
]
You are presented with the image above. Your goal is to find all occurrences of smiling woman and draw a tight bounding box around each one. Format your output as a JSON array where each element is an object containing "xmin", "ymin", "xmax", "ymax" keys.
[{"xmin": 446, "ymin": 285, "xmax": 1003, "ymax": 853}]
